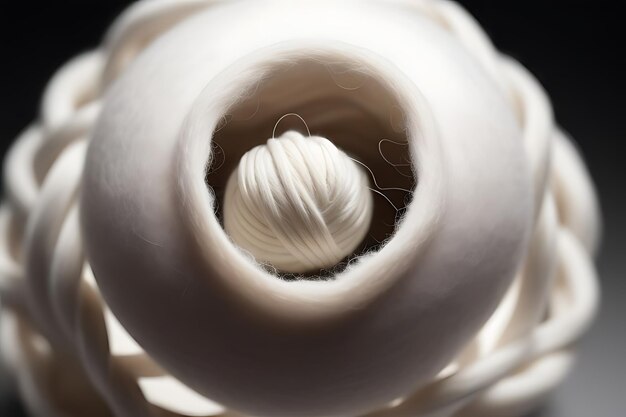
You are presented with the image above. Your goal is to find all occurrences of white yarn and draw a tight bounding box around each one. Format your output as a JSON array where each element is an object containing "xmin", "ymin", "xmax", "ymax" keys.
[
  {"xmin": 0, "ymin": 1, "xmax": 601, "ymax": 417},
  {"xmin": 223, "ymin": 130, "xmax": 373, "ymax": 273}
]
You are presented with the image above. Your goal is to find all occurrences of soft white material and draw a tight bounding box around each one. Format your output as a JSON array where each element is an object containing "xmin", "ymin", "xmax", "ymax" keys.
[
  {"xmin": 224, "ymin": 130, "xmax": 374, "ymax": 273},
  {"xmin": 0, "ymin": 1, "xmax": 600, "ymax": 417},
  {"xmin": 83, "ymin": 24, "xmax": 526, "ymax": 417}
]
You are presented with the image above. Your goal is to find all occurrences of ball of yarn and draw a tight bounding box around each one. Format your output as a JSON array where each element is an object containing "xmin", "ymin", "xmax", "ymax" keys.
[{"xmin": 223, "ymin": 130, "xmax": 373, "ymax": 273}]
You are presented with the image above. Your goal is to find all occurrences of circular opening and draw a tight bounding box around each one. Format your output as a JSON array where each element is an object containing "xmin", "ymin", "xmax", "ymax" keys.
[
  {"xmin": 205, "ymin": 58, "xmax": 416, "ymax": 278},
  {"xmin": 177, "ymin": 43, "xmax": 444, "ymax": 316}
]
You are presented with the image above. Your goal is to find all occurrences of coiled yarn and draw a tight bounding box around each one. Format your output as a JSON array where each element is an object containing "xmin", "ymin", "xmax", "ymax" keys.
[{"xmin": 224, "ymin": 131, "xmax": 373, "ymax": 273}]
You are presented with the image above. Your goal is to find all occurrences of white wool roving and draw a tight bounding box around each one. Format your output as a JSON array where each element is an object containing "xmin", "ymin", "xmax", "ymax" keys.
[{"xmin": 0, "ymin": 1, "xmax": 600, "ymax": 417}]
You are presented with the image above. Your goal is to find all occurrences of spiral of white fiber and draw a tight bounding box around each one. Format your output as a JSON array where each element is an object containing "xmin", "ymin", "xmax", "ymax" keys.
[
  {"xmin": 0, "ymin": 1, "xmax": 600, "ymax": 417},
  {"xmin": 223, "ymin": 131, "xmax": 373, "ymax": 273}
]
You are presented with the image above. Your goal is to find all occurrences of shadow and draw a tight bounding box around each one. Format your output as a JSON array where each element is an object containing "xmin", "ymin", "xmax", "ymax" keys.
[
  {"xmin": 0, "ymin": 397, "xmax": 28, "ymax": 417},
  {"xmin": 523, "ymin": 403, "xmax": 554, "ymax": 417}
]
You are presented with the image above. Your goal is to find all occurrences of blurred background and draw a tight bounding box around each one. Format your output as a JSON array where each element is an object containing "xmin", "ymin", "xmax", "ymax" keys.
[{"xmin": 0, "ymin": 1, "xmax": 623, "ymax": 416}]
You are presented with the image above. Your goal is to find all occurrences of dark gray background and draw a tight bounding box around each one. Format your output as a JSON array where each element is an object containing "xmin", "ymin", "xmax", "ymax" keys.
[{"xmin": 0, "ymin": 1, "xmax": 624, "ymax": 416}]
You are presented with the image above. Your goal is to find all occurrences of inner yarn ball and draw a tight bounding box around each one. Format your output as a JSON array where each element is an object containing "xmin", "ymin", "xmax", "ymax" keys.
[{"xmin": 223, "ymin": 130, "xmax": 374, "ymax": 274}]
